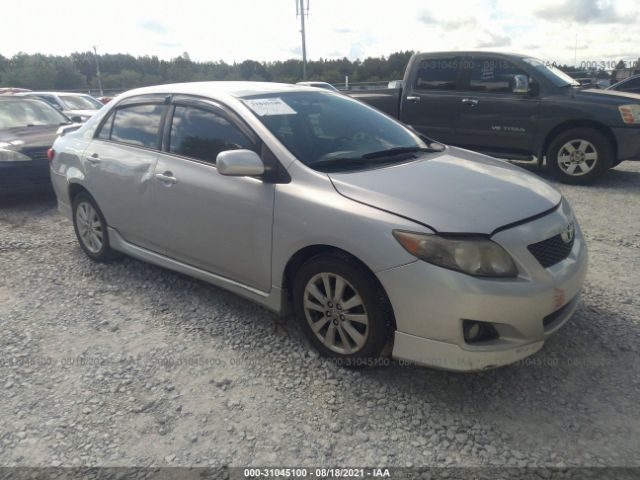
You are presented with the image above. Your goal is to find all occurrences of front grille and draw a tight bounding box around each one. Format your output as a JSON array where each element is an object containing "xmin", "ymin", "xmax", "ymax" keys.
[{"xmin": 527, "ymin": 234, "xmax": 574, "ymax": 268}]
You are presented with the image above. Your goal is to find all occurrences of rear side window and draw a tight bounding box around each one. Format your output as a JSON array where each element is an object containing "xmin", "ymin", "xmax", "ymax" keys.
[
  {"xmin": 169, "ymin": 105, "xmax": 253, "ymax": 164},
  {"xmin": 414, "ymin": 58, "xmax": 459, "ymax": 91},
  {"xmin": 469, "ymin": 57, "xmax": 528, "ymax": 93},
  {"xmin": 109, "ymin": 104, "xmax": 164, "ymax": 148}
]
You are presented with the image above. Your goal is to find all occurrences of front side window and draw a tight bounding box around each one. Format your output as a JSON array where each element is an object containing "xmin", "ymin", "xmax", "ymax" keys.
[
  {"xmin": 620, "ymin": 77, "xmax": 640, "ymax": 91},
  {"xmin": 469, "ymin": 57, "xmax": 528, "ymax": 93},
  {"xmin": 414, "ymin": 57, "xmax": 460, "ymax": 91},
  {"xmin": 242, "ymin": 91, "xmax": 430, "ymax": 172},
  {"xmin": 109, "ymin": 104, "xmax": 164, "ymax": 148},
  {"xmin": 168, "ymin": 105, "xmax": 253, "ymax": 164}
]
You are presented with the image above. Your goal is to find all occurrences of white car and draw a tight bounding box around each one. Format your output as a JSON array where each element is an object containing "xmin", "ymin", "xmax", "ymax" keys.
[{"xmin": 18, "ymin": 92, "xmax": 103, "ymax": 122}]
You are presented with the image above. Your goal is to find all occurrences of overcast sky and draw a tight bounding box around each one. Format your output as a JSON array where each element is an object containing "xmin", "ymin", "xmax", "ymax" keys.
[{"xmin": 3, "ymin": 0, "xmax": 639, "ymax": 66}]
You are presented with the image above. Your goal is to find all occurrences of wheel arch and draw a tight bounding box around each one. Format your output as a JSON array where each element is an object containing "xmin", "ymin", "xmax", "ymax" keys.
[
  {"xmin": 282, "ymin": 244, "xmax": 397, "ymax": 330},
  {"xmin": 539, "ymin": 120, "xmax": 617, "ymax": 166}
]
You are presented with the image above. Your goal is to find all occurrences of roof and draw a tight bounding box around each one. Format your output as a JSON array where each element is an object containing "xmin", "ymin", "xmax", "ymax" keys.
[
  {"xmin": 19, "ymin": 91, "xmax": 93, "ymax": 97},
  {"xmin": 119, "ymin": 81, "xmax": 312, "ymax": 100},
  {"xmin": 414, "ymin": 51, "xmax": 528, "ymax": 59}
]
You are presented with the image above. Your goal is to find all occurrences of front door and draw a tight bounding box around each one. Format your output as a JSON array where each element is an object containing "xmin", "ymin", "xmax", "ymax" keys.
[
  {"xmin": 149, "ymin": 100, "xmax": 275, "ymax": 292},
  {"xmin": 455, "ymin": 56, "xmax": 540, "ymax": 157}
]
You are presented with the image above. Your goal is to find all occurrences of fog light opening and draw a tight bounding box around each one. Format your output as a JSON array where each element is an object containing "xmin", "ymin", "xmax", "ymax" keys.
[{"xmin": 463, "ymin": 320, "xmax": 499, "ymax": 344}]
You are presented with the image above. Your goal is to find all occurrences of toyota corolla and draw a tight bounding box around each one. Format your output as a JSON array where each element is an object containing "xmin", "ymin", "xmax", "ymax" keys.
[{"xmin": 49, "ymin": 82, "xmax": 588, "ymax": 371}]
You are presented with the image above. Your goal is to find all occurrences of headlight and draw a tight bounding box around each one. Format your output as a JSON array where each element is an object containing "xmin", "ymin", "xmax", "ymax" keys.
[
  {"xmin": 393, "ymin": 231, "xmax": 518, "ymax": 277},
  {"xmin": 619, "ymin": 105, "xmax": 640, "ymax": 124},
  {"xmin": 0, "ymin": 148, "xmax": 32, "ymax": 162}
]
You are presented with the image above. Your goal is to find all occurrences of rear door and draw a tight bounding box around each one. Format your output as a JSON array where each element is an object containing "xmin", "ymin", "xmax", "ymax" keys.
[
  {"xmin": 84, "ymin": 96, "xmax": 167, "ymax": 251},
  {"xmin": 400, "ymin": 55, "xmax": 463, "ymax": 144},
  {"xmin": 455, "ymin": 55, "xmax": 540, "ymax": 157},
  {"xmin": 148, "ymin": 97, "xmax": 275, "ymax": 292}
]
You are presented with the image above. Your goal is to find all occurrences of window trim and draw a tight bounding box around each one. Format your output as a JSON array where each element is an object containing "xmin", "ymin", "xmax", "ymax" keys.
[
  {"xmin": 93, "ymin": 94, "xmax": 170, "ymax": 151},
  {"xmin": 160, "ymin": 96, "xmax": 260, "ymax": 167}
]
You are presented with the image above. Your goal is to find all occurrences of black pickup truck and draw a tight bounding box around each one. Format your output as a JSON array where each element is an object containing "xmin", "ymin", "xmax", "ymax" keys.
[{"xmin": 347, "ymin": 51, "xmax": 640, "ymax": 184}]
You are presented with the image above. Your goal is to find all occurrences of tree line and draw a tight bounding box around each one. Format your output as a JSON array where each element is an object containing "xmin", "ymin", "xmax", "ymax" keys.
[
  {"xmin": 0, "ymin": 51, "xmax": 414, "ymax": 92},
  {"xmin": 0, "ymin": 51, "xmax": 634, "ymax": 92}
]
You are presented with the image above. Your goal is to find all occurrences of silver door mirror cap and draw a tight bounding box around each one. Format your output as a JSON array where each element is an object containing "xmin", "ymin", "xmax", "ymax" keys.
[
  {"xmin": 512, "ymin": 74, "xmax": 531, "ymax": 94},
  {"xmin": 217, "ymin": 149, "xmax": 265, "ymax": 176}
]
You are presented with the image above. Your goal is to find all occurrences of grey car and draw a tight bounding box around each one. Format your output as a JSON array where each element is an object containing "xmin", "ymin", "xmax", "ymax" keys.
[{"xmin": 50, "ymin": 82, "xmax": 588, "ymax": 371}]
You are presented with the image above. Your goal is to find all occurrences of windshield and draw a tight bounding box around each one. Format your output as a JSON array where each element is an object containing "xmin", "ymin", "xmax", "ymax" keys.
[
  {"xmin": 523, "ymin": 58, "xmax": 580, "ymax": 87},
  {"xmin": 60, "ymin": 94, "xmax": 102, "ymax": 110},
  {"xmin": 242, "ymin": 91, "xmax": 428, "ymax": 171},
  {"xmin": 0, "ymin": 99, "xmax": 69, "ymax": 129}
]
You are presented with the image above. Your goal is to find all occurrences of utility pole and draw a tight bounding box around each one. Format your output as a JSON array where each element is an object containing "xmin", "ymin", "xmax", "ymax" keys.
[
  {"xmin": 93, "ymin": 45, "xmax": 104, "ymax": 97},
  {"xmin": 296, "ymin": 0, "xmax": 309, "ymax": 80}
]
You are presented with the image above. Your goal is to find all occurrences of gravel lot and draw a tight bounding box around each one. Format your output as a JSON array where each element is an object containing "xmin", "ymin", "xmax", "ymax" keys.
[{"xmin": 0, "ymin": 162, "xmax": 639, "ymax": 472}]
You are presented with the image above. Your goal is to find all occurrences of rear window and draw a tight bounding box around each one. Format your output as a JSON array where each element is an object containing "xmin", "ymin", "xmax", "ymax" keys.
[
  {"xmin": 108, "ymin": 104, "xmax": 164, "ymax": 149},
  {"xmin": 414, "ymin": 58, "xmax": 459, "ymax": 91}
]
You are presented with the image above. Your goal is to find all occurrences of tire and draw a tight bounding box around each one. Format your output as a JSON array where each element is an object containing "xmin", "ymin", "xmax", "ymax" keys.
[
  {"xmin": 72, "ymin": 192, "xmax": 117, "ymax": 262},
  {"xmin": 293, "ymin": 253, "xmax": 393, "ymax": 365},
  {"xmin": 547, "ymin": 128, "xmax": 613, "ymax": 184}
]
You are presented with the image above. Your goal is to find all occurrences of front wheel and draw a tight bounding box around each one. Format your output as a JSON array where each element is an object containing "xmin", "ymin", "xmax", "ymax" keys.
[
  {"xmin": 293, "ymin": 254, "xmax": 392, "ymax": 364},
  {"xmin": 547, "ymin": 128, "xmax": 613, "ymax": 184}
]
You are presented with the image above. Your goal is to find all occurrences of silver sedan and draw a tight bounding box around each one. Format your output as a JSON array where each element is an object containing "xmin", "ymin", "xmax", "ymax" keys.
[{"xmin": 49, "ymin": 82, "xmax": 587, "ymax": 371}]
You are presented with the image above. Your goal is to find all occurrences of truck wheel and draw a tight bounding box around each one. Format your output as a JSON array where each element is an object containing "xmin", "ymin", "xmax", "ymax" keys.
[
  {"xmin": 72, "ymin": 192, "xmax": 117, "ymax": 262},
  {"xmin": 547, "ymin": 128, "xmax": 612, "ymax": 184},
  {"xmin": 293, "ymin": 253, "xmax": 392, "ymax": 365}
]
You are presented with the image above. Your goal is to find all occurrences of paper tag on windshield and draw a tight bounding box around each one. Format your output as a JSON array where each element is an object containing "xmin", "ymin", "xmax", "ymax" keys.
[{"xmin": 245, "ymin": 98, "xmax": 296, "ymax": 116}]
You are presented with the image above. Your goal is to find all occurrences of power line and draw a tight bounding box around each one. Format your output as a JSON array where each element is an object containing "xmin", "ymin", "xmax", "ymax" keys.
[{"xmin": 296, "ymin": 0, "xmax": 309, "ymax": 80}]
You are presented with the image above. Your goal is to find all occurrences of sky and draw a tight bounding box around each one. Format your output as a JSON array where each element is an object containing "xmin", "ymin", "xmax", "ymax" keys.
[{"xmin": 2, "ymin": 0, "xmax": 639, "ymax": 67}]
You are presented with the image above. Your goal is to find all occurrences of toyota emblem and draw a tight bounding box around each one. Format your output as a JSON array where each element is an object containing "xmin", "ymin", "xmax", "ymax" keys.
[{"xmin": 561, "ymin": 222, "xmax": 575, "ymax": 244}]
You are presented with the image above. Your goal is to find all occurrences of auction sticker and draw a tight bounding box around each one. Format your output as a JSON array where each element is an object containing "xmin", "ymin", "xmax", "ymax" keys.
[{"xmin": 245, "ymin": 98, "xmax": 296, "ymax": 116}]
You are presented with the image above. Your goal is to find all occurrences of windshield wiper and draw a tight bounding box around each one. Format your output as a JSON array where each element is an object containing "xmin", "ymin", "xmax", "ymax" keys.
[{"xmin": 362, "ymin": 145, "xmax": 443, "ymax": 159}]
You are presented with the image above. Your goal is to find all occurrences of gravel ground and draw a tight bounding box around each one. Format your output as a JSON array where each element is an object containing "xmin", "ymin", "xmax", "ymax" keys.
[{"xmin": 0, "ymin": 162, "xmax": 639, "ymax": 472}]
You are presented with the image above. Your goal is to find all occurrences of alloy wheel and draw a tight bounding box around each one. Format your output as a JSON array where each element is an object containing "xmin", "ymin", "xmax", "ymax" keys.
[
  {"xmin": 303, "ymin": 272, "xmax": 369, "ymax": 354},
  {"xmin": 75, "ymin": 201, "xmax": 104, "ymax": 254},
  {"xmin": 557, "ymin": 139, "xmax": 598, "ymax": 176}
]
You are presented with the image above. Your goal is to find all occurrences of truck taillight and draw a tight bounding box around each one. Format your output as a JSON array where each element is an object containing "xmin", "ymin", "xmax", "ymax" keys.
[{"xmin": 47, "ymin": 148, "xmax": 55, "ymax": 162}]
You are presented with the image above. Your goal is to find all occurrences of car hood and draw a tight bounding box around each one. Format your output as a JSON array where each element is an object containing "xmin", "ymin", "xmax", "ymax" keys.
[
  {"xmin": 64, "ymin": 109, "xmax": 97, "ymax": 118},
  {"xmin": 576, "ymin": 88, "xmax": 640, "ymax": 103},
  {"xmin": 328, "ymin": 147, "xmax": 561, "ymax": 234},
  {"xmin": 0, "ymin": 125, "xmax": 60, "ymax": 150}
]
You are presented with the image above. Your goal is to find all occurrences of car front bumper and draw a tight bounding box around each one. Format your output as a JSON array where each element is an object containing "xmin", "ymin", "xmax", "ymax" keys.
[
  {"xmin": 0, "ymin": 160, "xmax": 51, "ymax": 194},
  {"xmin": 377, "ymin": 202, "xmax": 588, "ymax": 371},
  {"xmin": 613, "ymin": 126, "xmax": 640, "ymax": 161}
]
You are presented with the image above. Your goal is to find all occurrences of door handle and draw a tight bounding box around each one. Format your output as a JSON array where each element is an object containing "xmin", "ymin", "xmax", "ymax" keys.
[
  {"xmin": 461, "ymin": 98, "xmax": 479, "ymax": 107},
  {"xmin": 87, "ymin": 153, "xmax": 101, "ymax": 164},
  {"xmin": 155, "ymin": 172, "xmax": 178, "ymax": 184},
  {"xmin": 406, "ymin": 96, "xmax": 421, "ymax": 103}
]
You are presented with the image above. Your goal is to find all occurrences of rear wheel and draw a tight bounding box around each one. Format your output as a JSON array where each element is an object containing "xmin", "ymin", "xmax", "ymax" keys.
[
  {"xmin": 293, "ymin": 253, "xmax": 392, "ymax": 365},
  {"xmin": 72, "ymin": 192, "xmax": 116, "ymax": 262},
  {"xmin": 547, "ymin": 128, "xmax": 612, "ymax": 184}
]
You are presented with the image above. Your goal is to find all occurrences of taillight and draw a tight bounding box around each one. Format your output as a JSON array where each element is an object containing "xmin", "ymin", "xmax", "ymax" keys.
[{"xmin": 47, "ymin": 148, "xmax": 55, "ymax": 162}]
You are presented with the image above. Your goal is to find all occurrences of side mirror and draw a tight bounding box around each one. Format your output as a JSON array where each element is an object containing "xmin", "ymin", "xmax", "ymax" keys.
[
  {"xmin": 70, "ymin": 115, "xmax": 84, "ymax": 123},
  {"xmin": 512, "ymin": 74, "xmax": 531, "ymax": 94},
  {"xmin": 217, "ymin": 149, "xmax": 265, "ymax": 177}
]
